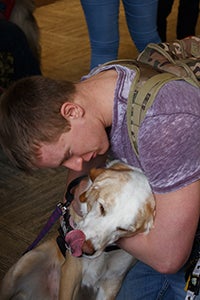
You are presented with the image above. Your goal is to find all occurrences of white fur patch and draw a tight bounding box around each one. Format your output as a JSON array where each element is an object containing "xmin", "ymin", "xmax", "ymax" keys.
[{"xmin": 77, "ymin": 161, "xmax": 155, "ymax": 258}]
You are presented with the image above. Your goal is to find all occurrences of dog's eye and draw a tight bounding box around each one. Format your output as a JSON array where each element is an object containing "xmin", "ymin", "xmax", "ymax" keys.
[
  {"xmin": 99, "ymin": 203, "xmax": 106, "ymax": 216},
  {"xmin": 116, "ymin": 227, "xmax": 127, "ymax": 232}
]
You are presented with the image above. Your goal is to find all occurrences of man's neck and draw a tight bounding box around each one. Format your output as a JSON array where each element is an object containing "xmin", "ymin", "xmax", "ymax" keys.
[{"xmin": 75, "ymin": 69, "xmax": 118, "ymax": 128}]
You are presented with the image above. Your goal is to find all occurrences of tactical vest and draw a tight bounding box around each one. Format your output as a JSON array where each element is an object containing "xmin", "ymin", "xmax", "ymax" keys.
[{"xmin": 102, "ymin": 36, "xmax": 200, "ymax": 156}]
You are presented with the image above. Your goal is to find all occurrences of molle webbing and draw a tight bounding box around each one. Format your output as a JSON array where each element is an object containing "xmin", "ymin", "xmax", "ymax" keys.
[{"xmin": 102, "ymin": 57, "xmax": 198, "ymax": 157}]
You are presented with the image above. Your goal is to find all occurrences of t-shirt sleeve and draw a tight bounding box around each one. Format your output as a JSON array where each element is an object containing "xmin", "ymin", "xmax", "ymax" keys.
[{"xmin": 138, "ymin": 84, "xmax": 200, "ymax": 194}]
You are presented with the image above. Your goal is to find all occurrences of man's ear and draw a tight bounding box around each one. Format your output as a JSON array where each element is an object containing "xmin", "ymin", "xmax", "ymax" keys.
[{"xmin": 60, "ymin": 102, "xmax": 84, "ymax": 120}]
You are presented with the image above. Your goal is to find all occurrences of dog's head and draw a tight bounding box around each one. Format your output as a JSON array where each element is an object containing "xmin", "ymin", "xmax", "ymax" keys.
[{"xmin": 65, "ymin": 161, "xmax": 155, "ymax": 258}]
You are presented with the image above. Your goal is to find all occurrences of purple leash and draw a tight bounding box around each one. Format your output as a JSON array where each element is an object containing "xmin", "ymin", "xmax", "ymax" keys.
[
  {"xmin": 23, "ymin": 175, "xmax": 87, "ymax": 255},
  {"xmin": 23, "ymin": 204, "xmax": 63, "ymax": 254}
]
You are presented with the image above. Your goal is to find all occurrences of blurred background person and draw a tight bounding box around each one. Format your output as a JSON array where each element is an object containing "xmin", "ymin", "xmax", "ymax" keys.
[
  {"xmin": 80, "ymin": 0, "xmax": 161, "ymax": 69},
  {"xmin": 157, "ymin": 0, "xmax": 200, "ymax": 42},
  {"xmin": 0, "ymin": 19, "xmax": 41, "ymax": 95}
]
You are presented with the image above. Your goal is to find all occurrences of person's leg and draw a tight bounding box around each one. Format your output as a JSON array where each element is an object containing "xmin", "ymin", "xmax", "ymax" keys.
[
  {"xmin": 157, "ymin": 0, "xmax": 174, "ymax": 42},
  {"xmin": 80, "ymin": 0, "xmax": 120, "ymax": 69},
  {"xmin": 177, "ymin": 0, "xmax": 200, "ymax": 39},
  {"xmin": 0, "ymin": 19, "xmax": 41, "ymax": 82},
  {"xmin": 116, "ymin": 261, "xmax": 188, "ymax": 300},
  {"xmin": 122, "ymin": 0, "xmax": 161, "ymax": 52}
]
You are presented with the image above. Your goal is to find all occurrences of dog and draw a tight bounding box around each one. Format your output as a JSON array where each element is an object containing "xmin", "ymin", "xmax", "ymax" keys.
[{"xmin": 0, "ymin": 161, "xmax": 155, "ymax": 300}]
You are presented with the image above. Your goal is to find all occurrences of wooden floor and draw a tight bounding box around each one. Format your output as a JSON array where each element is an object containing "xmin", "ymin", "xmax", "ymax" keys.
[
  {"xmin": 35, "ymin": 0, "xmax": 200, "ymax": 81},
  {"xmin": 0, "ymin": 0, "xmax": 199, "ymax": 282},
  {"xmin": 35, "ymin": 0, "xmax": 138, "ymax": 81}
]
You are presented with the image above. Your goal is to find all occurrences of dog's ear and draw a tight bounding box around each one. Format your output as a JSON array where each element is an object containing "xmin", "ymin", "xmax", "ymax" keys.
[
  {"xmin": 89, "ymin": 168, "xmax": 105, "ymax": 181},
  {"xmin": 130, "ymin": 196, "xmax": 155, "ymax": 235},
  {"xmin": 109, "ymin": 162, "xmax": 132, "ymax": 172}
]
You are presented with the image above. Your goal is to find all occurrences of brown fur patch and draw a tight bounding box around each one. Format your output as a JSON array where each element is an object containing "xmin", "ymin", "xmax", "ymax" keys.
[
  {"xmin": 82, "ymin": 239, "xmax": 95, "ymax": 255},
  {"xmin": 89, "ymin": 168, "xmax": 105, "ymax": 181},
  {"xmin": 109, "ymin": 162, "xmax": 133, "ymax": 172},
  {"xmin": 133, "ymin": 195, "xmax": 155, "ymax": 233},
  {"xmin": 79, "ymin": 191, "xmax": 87, "ymax": 203}
]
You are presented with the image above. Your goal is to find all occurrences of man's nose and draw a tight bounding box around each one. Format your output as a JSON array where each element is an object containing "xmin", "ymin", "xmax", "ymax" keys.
[
  {"xmin": 62, "ymin": 156, "xmax": 84, "ymax": 171},
  {"xmin": 81, "ymin": 153, "xmax": 93, "ymax": 162}
]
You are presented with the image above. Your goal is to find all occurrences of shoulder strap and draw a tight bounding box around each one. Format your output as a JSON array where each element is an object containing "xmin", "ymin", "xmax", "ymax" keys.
[
  {"xmin": 127, "ymin": 68, "xmax": 183, "ymax": 157},
  {"xmin": 99, "ymin": 58, "xmax": 199, "ymax": 157}
]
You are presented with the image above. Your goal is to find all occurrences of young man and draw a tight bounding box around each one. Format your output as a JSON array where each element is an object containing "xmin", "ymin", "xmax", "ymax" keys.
[{"xmin": 0, "ymin": 61, "xmax": 200, "ymax": 299}]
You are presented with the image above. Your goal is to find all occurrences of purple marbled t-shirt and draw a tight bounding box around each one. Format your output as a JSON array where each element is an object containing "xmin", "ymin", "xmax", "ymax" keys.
[{"xmin": 82, "ymin": 65, "xmax": 200, "ymax": 194}]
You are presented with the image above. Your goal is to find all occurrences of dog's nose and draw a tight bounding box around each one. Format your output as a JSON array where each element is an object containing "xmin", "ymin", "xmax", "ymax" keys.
[{"xmin": 82, "ymin": 239, "xmax": 95, "ymax": 256}]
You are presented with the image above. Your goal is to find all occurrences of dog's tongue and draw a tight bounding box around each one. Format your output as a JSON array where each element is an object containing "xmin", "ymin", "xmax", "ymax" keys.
[{"xmin": 65, "ymin": 229, "xmax": 86, "ymax": 257}]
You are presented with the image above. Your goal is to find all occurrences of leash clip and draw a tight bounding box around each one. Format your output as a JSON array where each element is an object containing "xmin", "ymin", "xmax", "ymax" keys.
[
  {"xmin": 187, "ymin": 274, "xmax": 200, "ymax": 296},
  {"xmin": 185, "ymin": 257, "xmax": 200, "ymax": 299},
  {"xmin": 57, "ymin": 202, "xmax": 68, "ymax": 216}
]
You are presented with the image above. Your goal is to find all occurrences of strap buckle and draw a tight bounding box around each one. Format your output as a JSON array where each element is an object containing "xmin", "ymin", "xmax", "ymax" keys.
[{"xmin": 185, "ymin": 257, "xmax": 200, "ymax": 299}]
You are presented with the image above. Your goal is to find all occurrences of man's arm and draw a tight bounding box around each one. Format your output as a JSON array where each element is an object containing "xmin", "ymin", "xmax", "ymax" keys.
[{"xmin": 117, "ymin": 180, "xmax": 200, "ymax": 273}]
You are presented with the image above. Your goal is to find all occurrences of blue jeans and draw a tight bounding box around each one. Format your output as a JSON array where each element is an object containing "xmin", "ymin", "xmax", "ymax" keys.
[
  {"xmin": 116, "ymin": 261, "xmax": 200, "ymax": 300},
  {"xmin": 80, "ymin": 0, "xmax": 161, "ymax": 69}
]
